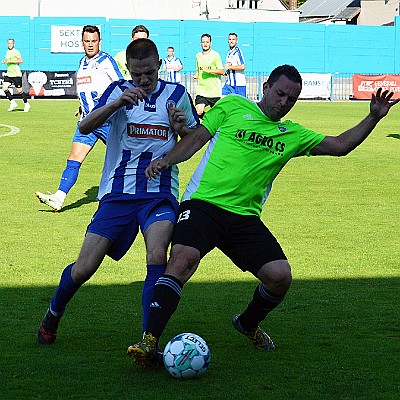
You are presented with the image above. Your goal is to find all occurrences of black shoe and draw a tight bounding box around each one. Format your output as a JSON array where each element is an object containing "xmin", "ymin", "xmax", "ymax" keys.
[{"xmin": 38, "ymin": 309, "xmax": 61, "ymax": 345}]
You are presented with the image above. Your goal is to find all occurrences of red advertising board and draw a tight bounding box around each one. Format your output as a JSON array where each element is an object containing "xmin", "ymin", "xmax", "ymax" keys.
[{"xmin": 353, "ymin": 74, "xmax": 400, "ymax": 99}]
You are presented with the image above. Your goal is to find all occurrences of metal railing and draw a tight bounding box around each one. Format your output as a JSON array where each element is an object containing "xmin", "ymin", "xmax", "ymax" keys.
[{"xmin": 176, "ymin": 71, "xmax": 370, "ymax": 102}]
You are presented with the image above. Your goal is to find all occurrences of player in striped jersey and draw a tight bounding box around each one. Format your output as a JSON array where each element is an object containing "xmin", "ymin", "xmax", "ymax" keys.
[
  {"xmin": 222, "ymin": 33, "xmax": 247, "ymax": 97},
  {"xmin": 160, "ymin": 47, "xmax": 183, "ymax": 84},
  {"xmin": 37, "ymin": 39, "xmax": 199, "ymax": 349},
  {"xmin": 35, "ymin": 25, "xmax": 123, "ymax": 212}
]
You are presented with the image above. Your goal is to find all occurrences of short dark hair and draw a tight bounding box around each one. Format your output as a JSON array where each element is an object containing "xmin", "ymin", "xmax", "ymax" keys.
[
  {"xmin": 201, "ymin": 33, "xmax": 211, "ymax": 41},
  {"xmin": 82, "ymin": 25, "xmax": 101, "ymax": 40},
  {"xmin": 167, "ymin": 46, "xmax": 174, "ymax": 51},
  {"xmin": 126, "ymin": 38, "xmax": 159, "ymax": 62},
  {"xmin": 267, "ymin": 65, "xmax": 302, "ymax": 89},
  {"xmin": 131, "ymin": 25, "xmax": 149, "ymax": 38},
  {"xmin": 228, "ymin": 33, "xmax": 237, "ymax": 38}
]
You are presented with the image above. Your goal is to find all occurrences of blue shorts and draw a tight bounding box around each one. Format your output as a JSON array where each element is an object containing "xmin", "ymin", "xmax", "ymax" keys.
[
  {"xmin": 222, "ymin": 84, "xmax": 246, "ymax": 97},
  {"xmin": 72, "ymin": 123, "xmax": 110, "ymax": 146},
  {"xmin": 87, "ymin": 196, "xmax": 178, "ymax": 261}
]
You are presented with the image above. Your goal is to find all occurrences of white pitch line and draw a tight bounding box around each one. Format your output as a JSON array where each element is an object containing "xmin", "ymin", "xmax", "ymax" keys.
[{"xmin": 0, "ymin": 124, "xmax": 20, "ymax": 137}]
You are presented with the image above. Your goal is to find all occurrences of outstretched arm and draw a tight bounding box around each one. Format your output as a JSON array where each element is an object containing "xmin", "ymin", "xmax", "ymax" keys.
[
  {"xmin": 79, "ymin": 87, "xmax": 146, "ymax": 134},
  {"xmin": 311, "ymin": 88, "xmax": 399, "ymax": 156}
]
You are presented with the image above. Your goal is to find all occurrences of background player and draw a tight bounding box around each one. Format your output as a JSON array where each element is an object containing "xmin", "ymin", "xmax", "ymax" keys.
[
  {"xmin": 159, "ymin": 46, "xmax": 183, "ymax": 84},
  {"xmin": 35, "ymin": 25, "xmax": 123, "ymax": 211},
  {"xmin": 37, "ymin": 39, "xmax": 199, "ymax": 348},
  {"xmin": 222, "ymin": 32, "xmax": 246, "ymax": 97},
  {"xmin": 114, "ymin": 24, "xmax": 149, "ymax": 79},
  {"xmin": 193, "ymin": 33, "xmax": 224, "ymax": 118},
  {"xmin": 2, "ymin": 38, "xmax": 30, "ymax": 112}
]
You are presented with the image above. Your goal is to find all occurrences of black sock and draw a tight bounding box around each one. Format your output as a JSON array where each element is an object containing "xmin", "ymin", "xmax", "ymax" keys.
[
  {"xmin": 145, "ymin": 274, "xmax": 183, "ymax": 339},
  {"xmin": 4, "ymin": 90, "xmax": 12, "ymax": 101},
  {"xmin": 21, "ymin": 92, "xmax": 28, "ymax": 103},
  {"xmin": 240, "ymin": 284, "xmax": 284, "ymax": 331}
]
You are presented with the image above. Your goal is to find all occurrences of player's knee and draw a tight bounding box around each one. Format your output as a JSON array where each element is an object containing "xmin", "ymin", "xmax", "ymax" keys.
[
  {"xmin": 71, "ymin": 261, "xmax": 96, "ymax": 285},
  {"xmin": 146, "ymin": 247, "xmax": 168, "ymax": 265},
  {"xmin": 166, "ymin": 244, "xmax": 200, "ymax": 283},
  {"xmin": 259, "ymin": 259, "xmax": 292, "ymax": 292}
]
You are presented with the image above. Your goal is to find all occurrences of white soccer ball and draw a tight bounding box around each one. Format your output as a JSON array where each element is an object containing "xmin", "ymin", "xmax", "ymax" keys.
[{"xmin": 163, "ymin": 333, "xmax": 211, "ymax": 379}]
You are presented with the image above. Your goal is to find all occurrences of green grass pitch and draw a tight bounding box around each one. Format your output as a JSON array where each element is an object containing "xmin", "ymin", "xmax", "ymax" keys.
[{"xmin": 0, "ymin": 99, "xmax": 399, "ymax": 399}]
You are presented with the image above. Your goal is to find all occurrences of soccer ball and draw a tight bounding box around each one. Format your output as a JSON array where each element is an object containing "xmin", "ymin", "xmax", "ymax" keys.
[{"xmin": 163, "ymin": 333, "xmax": 211, "ymax": 379}]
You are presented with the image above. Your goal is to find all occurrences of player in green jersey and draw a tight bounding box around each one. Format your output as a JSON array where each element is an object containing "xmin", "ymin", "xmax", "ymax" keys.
[
  {"xmin": 193, "ymin": 33, "xmax": 224, "ymax": 118},
  {"xmin": 2, "ymin": 38, "xmax": 30, "ymax": 112},
  {"xmin": 114, "ymin": 25, "xmax": 149, "ymax": 79},
  {"xmin": 128, "ymin": 64, "xmax": 399, "ymax": 367}
]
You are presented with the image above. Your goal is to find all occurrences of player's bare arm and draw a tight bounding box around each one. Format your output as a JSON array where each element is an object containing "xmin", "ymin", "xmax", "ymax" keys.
[
  {"xmin": 145, "ymin": 125, "xmax": 211, "ymax": 180},
  {"xmin": 79, "ymin": 87, "xmax": 146, "ymax": 134},
  {"xmin": 311, "ymin": 88, "xmax": 399, "ymax": 157},
  {"xmin": 207, "ymin": 68, "xmax": 225, "ymax": 76},
  {"xmin": 225, "ymin": 63, "xmax": 245, "ymax": 71}
]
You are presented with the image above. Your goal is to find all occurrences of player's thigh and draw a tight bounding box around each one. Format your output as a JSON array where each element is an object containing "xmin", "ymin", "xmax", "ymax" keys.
[
  {"xmin": 172, "ymin": 200, "xmax": 225, "ymax": 258},
  {"xmin": 12, "ymin": 77, "xmax": 22, "ymax": 89},
  {"xmin": 71, "ymin": 125, "xmax": 98, "ymax": 160},
  {"xmin": 2, "ymin": 80, "xmax": 11, "ymax": 91},
  {"xmin": 141, "ymin": 199, "xmax": 178, "ymax": 261},
  {"xmin": 87, "ymin": 197, "xmax": 140, "ymax": 261},
  {"xmin": 195, "ymin": 103, "xmax": 205, "ymax": 115},
  {"xmin": 68, "ymin": 141, "xmax": 93, "ymax": 162},
  {"xmin": 219, "ymin": 216, "xmax": 287, "ymax": 276},
  {"xmin": 144, "ymin": 220, "xmax": 174, "ymax": 264}
]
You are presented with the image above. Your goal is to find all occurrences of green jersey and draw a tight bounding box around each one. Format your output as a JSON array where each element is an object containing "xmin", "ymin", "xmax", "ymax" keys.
[
  {"xmin": 5, "ymin": 48, "xmax": 22, "ymax": 77},
  {"xmin": 114, "ymin": 50, "xmax": 130, "ymax": 79},
  {"xmin": 195, "ymin": 49, "xmax": 223, "ymax": 98},
  {"xmin": 182, "ymin": 95, "xmax": 326, "ymax": 216}
]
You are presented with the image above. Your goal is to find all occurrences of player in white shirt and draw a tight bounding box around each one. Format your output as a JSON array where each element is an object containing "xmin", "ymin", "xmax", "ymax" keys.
[
  {"xmin": 160, "ymin": 47, "xmax": 183, "ymax": 84},
  {"xmin": 37, "ymin": 39, "xmax": 199, "ymax": 354},
  {"xmin": 222, "ymin": 32, "xmax": 247, "ymax": 97},
  {"xmin": 35, "ymin": 25, "xmax": 123, "ymax": 212}
]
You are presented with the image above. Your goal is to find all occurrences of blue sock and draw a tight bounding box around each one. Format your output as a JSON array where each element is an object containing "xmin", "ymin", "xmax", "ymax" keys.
[
  {"xmin": 50, "ymin": 263, "xmax": 81, "ymax": 316},
  {"xmin": 142, "ymin": 264, "xmax": 166, "ymax": 332},
  {"xmin": 58, "ymin": 159, "xmax": 81, "ymax": 194}
]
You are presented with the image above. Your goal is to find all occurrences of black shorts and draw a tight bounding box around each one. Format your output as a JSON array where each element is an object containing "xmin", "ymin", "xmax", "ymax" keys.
[
  {"xmin": 4, "ymin": 76, "xmax": 22, "ymax": 88},
  {"xmin": 194, "ymin": 95, "xmax": 220, "ymax": 108},
  {"xmin": 172, "ymin": 199, "xmax": 287, "ymax": 275}
]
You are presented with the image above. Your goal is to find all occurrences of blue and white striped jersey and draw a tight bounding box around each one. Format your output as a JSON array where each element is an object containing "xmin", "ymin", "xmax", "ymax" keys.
[
  {"xmin": 94, "ymin": 79, "xmax": 199, "ymax": 201},
  {"xmin": 225, "ymin": 46, "xmax": 246, "ymax": 87},
  {"xmin": 163, "ymin": 56, "xmax": 183, "ymax": 83},
  {"xmin": 77, "ymin": 51, "xmax": 123, "ymax": 120}
]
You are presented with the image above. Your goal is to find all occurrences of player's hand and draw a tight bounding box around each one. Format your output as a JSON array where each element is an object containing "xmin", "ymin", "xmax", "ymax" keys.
[
  {"xmin": 120, "ymin": 87, "xmax": 147, "ymax": 106},
  {"xmin": 145, "ymin": 159, "xmax": 170, "ymax": 180},
  {"xmin": 1, "ymin": 60, "xmax": 5, "ymax": 65},
  {"xmin": 370, "ymin": 87, "xmax": 400, "ymax": 121},
  {"xmin": 168, "ymin": 103, "xmax": 187, "ymax": 135}
]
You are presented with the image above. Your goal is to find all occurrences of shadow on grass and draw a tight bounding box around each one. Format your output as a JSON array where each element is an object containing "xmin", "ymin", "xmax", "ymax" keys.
[
  {"xmin": 0, "ymin": 277, "xmax": 398, "ymax": 400},
  {"xmin": 61, "ymin": 186, "xmax": 99, "ymax": 212},
  {"xmin": 387, "ymin": 133, "xmax": 400, "ymax": 139}
]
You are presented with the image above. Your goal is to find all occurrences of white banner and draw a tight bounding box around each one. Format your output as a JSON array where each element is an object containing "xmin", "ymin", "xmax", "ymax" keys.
[
  {"xmin": 51, "ymin": 26, "xmax": 85, "ymax": 53},
  {"xmin": 300, "ymin": 73, "xmax": 332, "ymax": 99}
]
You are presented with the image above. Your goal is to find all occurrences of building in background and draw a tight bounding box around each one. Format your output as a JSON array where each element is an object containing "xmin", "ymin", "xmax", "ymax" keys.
[
  {"xmin": 298, "ymin": 0, "xmax": 399, "ymax": 26},
  {"xmin": 2, "ymin": 0, "xmax": 300, "ymax": 23}
]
